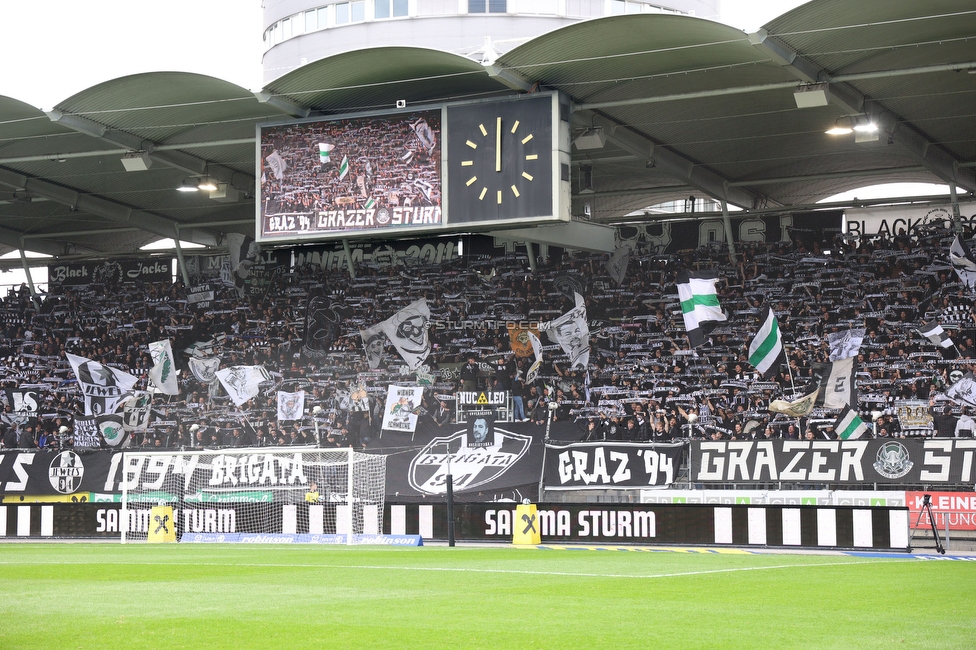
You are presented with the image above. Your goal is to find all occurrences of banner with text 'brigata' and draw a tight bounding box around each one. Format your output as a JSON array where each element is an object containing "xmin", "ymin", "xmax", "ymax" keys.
[
  {"xmin": 691, "ymin": 439, "xmax": 976, "ymax": 485},
  {"xmin": 543, "ymin": 442, "xmax": 684, "ymax": 489}
]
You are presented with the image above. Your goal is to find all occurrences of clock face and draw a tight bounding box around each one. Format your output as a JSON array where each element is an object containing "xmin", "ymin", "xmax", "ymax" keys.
[{"xmin": 446, "ymin": 96, "xmax": 553, "ymax": 224}]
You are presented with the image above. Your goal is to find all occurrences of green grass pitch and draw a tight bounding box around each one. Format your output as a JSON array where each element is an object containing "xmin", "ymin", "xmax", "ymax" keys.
[{"xmin": 0, "ymin": 544, "xmax": 973, "ymax": 649}]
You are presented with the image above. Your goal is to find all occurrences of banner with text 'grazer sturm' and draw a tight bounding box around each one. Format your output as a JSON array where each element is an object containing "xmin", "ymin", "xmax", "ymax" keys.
[
  {"xmin": 691, "ymin": 439, "xmax": 976, "ymax": 485},
  {"xmin": 543, "ymin": 442, "xmax": 685, "ymax": 489}
]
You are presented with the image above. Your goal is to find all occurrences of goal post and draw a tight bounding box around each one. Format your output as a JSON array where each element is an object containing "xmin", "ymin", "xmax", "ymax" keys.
[{"xmin": 119, "ymin": 447, "xmax": 386, "ymax": 543}]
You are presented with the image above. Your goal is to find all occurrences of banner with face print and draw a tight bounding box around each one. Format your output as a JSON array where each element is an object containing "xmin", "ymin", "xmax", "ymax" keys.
[
  {"xmin": 546, "ymin": 292, "xmax": 590, "ymax": 370},
  {"xmin": 277, "ymin": 390, "xmax": 306, "ymax": 421},
  {"xmin": 215, "ymin": 365, "xmax": 270, "ymax": 407},
  {"xmin": 359, "ymin": 322, "xmax": 387, "ymax": 370},
  {"xmin": 66, "ymin": 353, "xmax": 139, "ymax": 416},
  {"xmin": 378, "ymin": 299, "xmax": 431, "ymax": 371}
]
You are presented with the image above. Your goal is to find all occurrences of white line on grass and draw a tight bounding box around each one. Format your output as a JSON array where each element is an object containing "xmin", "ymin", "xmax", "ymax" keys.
[{"xmin": 0, "ymin": 558, "xmax": 899, "ymax": 580}]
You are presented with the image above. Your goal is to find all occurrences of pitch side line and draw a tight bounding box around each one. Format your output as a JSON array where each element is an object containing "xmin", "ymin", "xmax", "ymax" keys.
[{"xmin": 0, "ymin": 558, "xmax": 894, "ymax": 580}]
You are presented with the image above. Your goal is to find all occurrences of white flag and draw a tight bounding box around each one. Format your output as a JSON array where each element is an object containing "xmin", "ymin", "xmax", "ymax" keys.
[
  {"xmin": 947, "ymin": 372, "xmax": 976, "ymax": 408},
  {"xmin": 148, "ymin": 339, "xmax": 180, "ymax": 395},
  {"xmin": 605, "ymin": 244, "xmax": 632, "ymax": 286},
  {"xmin": 120, "ymin": 391, "xmax": 152, "ymax": 433},
  {"xmin": 547, "ymin": 292, "xmax": 590, "ymax": 370},
  {"xmin": 378, "ymin": 299, "xmax": 431, "ymax": 370},
  {"xmin": 318, "ymin": 142, "xmax": 334, "ymax": 165},
  {"xmin": 265, "ymin": 150, "xmax": 287, "ymax": 180},
  {"xmin": 188, "ymin": 356, "xmax": 221, "ymax": 383},
  {"xmin": 525, "ymin": 331, "xmax": 543, "ymax": 385},
  {"xmin": 66, "ymin": 353, "xmax": 139, "ymax": 416},
  {"xmin": 277, "ymin": 390, "xmax": 306, "ymax": 421},
  {"xmin": 360, "ymin": 322, "xmax": 387, "ymax": 370},
  {"xmin": 676, "ymin": 270, "xmax": 726, "ymax": 347},
  {"xmin": 949, "ymin": 235, "xmax": 976, "ymax": 290},
  {"xmin": 827, "ymin": 328, "xmax": 865, "ymax": 361},
  {"xmin": 215, "ymin": 365, "xmax": 270, "ymax": 407}
]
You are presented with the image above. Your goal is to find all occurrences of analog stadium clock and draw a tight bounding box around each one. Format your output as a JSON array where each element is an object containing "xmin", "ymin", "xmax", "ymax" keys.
[{"xmin": 446, "ymin": 95, "xmax": 554, "ymax": 224}]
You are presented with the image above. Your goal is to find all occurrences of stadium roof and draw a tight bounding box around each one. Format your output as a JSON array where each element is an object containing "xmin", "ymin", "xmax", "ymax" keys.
[{"xmin": 0, "ymin": 0, "xmax": 973, "ymax": 264}]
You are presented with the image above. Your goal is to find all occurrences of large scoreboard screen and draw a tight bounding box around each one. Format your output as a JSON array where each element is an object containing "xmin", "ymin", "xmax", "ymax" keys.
[{"xmin": 256, "ymin": 93, "xmax": 570, "ymax": 243}]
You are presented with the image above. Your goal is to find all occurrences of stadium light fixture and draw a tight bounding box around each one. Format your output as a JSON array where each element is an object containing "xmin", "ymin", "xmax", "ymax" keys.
[
  {"xmin": 197, "ymin": 176, "xmax": 219, "ymax": 192},
  {"xmin": 573, "ymin": 127, "xmax": 606, "ymax": 150},
  {"xmin": 120, "ymin": 151, "xmax": 152, "ymax": 172},
  {"xmin": 793, "ymin": 83, "xmax": 830, "ymax": 108},
  {"xmin": 176, "ymin": 178, "xmax": 200, "ymax": 192},
  {"xmin": 825, "ymin": 117, "xmax": 854, "ymax": 135}
]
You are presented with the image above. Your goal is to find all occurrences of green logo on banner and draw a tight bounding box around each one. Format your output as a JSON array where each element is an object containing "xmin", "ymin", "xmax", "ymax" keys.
[
  {"xmin": 185, "ymin": 491, "xmax": 274, "ymax": 504},
  {"xmin": 871, "ymin": 498, "xmax": 886, "ymax": 506},
  {"xmin": 735, "ymin": 497, "xmax": 751, "ymax": 504},
  {"xmin": 802, "ymin": 497, "xmax": 817, "ymax": 505},
  {"xmin": 673, "ymin": 497, "xmax": 687, "ymax": 503}
]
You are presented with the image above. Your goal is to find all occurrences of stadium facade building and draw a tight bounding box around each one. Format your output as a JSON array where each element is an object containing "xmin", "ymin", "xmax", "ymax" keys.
[{"xmin": 261, "ymin": 0, "xmax": 720, "ymax": 83}]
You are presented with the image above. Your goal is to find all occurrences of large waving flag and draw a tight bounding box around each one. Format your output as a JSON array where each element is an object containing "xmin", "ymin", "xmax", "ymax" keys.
[
  {"xmin": 215, "ymin": 365, "xmax": 270, "ymax": 407},
  {"xmin": 377, "ymin": 299, "xmax": 431, "ymax": 370},
  {"xmin": 148, "ymin": 339, "xmax": 180, "ymax": 395},
  {"xmin": 748, "ymin": 306, "xmax": 784, "ymax": 379},
  {"xmin": 947, "ymin": 372, "xmax": 976, "ymax": 408},
  {"xmin": 265, "ymin": 150, "xmax": 287, "ymax": 180},
  {"xmin": 605, "ymin": 244, "xmax": 632, "ymax": 286},
  {"xmin": 917, "ymin": 320, "xmax": 956, "ymax": 359},
  {"xmin": 768, "ymin": 388, "xmax": 819, "ymax": 417},
  {"xmin": 359, "ymin": 322, "xmax": 387, "ymax": 370},
  {"xmin": 318, "ymin": 141, "xmax": 334, "ymax": 165},
  {"xmin": 813, "ymin": 357, "xmax": 856, "ymax": 409},
  {"xmin": 834, "ymin": 406, "xmax": 870, "ymax": 440},
  {"xmin": 338, "ymin": 155, "xmax": 350, "ymax": 181},
  {"xmin": 676, "ymin": 270, "xmax": 727, "ymax": 347},
  {"xmin": 949, "ymin": 235, "xmax": 976, "ymax": 290},
  {"xmin": 827, "ymin": 328, "xmax": 865, "ymax": 361},
  {"xmin": 66, "ymin": 353, "xmax": 139, "ymax": 416},
  {"xmin": 525, "ymin": 331, "xmax": 544, "ymax": 385}
]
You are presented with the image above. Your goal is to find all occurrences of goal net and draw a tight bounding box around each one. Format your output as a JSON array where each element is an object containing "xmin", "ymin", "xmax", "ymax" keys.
[{"xmin": 119, "ymin": 447, "xmax": 386, "ymax": 543}]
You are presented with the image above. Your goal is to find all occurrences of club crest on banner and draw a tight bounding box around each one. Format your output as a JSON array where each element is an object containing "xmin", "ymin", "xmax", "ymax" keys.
[
  {"xmin": 873, "ymin": 441, "xmax": 914, "ymax": 479},
  {"xmin": 407, "ymin": 427, "xmax": 532, "ymax": 495},
  {"xmin": 98, "ymin": 414, "xmax": 128, "ymax": 447},
  {"xmin": 49, "ymin": 450, "xmax": 85, "ymax": 494}
]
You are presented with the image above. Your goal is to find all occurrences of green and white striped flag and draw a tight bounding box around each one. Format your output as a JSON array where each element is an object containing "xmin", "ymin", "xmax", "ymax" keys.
[
  {"xmin": 338, "ymin": 155, "xmax": 349, "ymax": 180},
  {"xmin": 748, "ymin": 306, "xmax": 784, "ymax": 379},
  {"xmin": 676, "ymin": 270, "xmax": 726, "ymax": 347},
  {"xmin": 364, "ymin": 197, "xmax": 375, "ymax": 210},
  {"xmin": 318, "ymin": 142, "xmax": 334, "ymax": 164},
  {"xmin": 834, "ymin": 405, "xmax": 869, "ymax": 440}
]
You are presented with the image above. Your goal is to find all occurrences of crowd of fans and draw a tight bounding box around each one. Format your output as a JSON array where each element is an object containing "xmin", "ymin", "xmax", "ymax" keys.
[
  {"xmin": 261, "ymin": 113, "xmax": 441, "ymax": 224},
  {"xmin": 0, "ymin": 218, "xmax": 973, "ymax": 453}
]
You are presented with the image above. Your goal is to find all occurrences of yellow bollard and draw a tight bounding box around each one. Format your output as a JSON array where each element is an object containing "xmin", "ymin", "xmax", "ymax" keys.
[
  {"xmin": 513, "ymin": 503, "xmax": 541, "ymax": 545},
  {"xmin": 147, "ymin": 505, "xmax": 177, "ymax": 543}
]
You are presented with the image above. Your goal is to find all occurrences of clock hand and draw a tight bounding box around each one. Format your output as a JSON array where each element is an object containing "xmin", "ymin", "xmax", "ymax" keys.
[{"xmin": 495, "ymin": 116, "xmax": 502, "ymax": 173}]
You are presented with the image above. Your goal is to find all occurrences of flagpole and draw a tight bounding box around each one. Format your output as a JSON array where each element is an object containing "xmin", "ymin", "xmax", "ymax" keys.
[{"xmin": 784, "ymin": 343, "xmax": 798, "ymax": 395}]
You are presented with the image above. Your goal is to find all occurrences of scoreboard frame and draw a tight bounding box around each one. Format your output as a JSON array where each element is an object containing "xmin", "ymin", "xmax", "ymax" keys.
[{"xmin": 256, "ymin": 92, "xmax": 571, "ymax": 243}]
